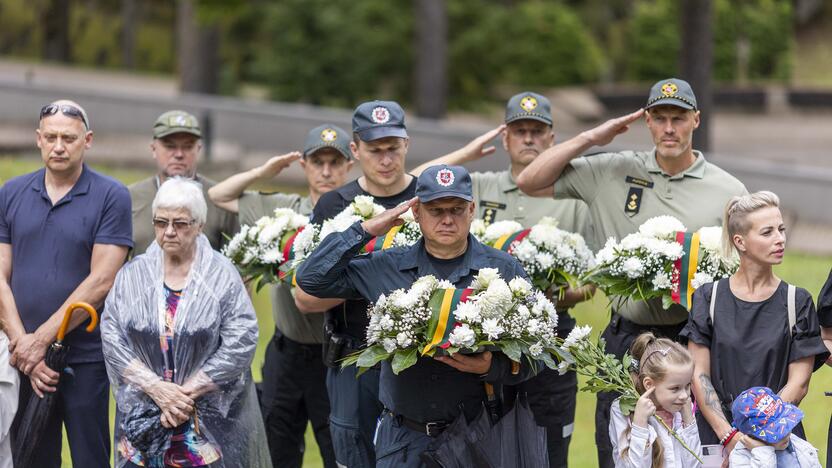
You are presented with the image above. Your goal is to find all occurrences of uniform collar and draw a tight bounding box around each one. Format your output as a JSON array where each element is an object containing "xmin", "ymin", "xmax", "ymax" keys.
[
  {"xmin": 32, "ymin": 163, "xmax": 92, "ymax": 201},
  {"xmin": 644, "ymin": 149, "xmax": 706, "ymax": 180},
  {"xmin": 398, "ymin": 234, "xmax": 493, "ymax": 283},
  {"xmin": 499, "ymin": 170, "xmax": 518, "ymax": 193}
]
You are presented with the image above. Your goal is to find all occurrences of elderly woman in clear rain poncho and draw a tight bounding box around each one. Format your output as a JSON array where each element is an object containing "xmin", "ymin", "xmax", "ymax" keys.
[{"xmin": 101, "ymin": 177, "xmax": 269, "ymax": 468}]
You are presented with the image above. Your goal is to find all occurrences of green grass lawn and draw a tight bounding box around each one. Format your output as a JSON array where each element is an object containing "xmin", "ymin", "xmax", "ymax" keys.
[{"xmin": 1, "ymin": 156, "xmax": 820, "ymax": 467}]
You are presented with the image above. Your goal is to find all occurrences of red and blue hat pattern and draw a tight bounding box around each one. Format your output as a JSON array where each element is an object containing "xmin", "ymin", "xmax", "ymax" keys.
[{"xmin": 731, "ymin": 386, "xmax": 803, "ymax": 444}]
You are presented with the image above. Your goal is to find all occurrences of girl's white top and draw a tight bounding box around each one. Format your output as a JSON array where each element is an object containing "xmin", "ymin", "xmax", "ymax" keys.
[
  {"xmin": 729, "ymin": 434, "xmax": 821, "ymax": 468},
  {"xmin": 610, "ymin": 398, "xmax": 702, "ymax": 468},
  {"xmin": 0, "ymin": 331, "xmax": 20, "ymax": 468}
]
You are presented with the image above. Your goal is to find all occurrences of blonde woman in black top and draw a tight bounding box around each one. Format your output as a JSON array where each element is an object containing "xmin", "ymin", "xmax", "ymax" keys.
[{"xmin": 682, "ymin": 191, "xmax": 828, "ymax": 465}]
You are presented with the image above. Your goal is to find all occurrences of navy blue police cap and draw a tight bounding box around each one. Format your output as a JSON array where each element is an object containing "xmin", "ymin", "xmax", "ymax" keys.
[
  {"xmin": 352, "ymin": 100, "xmax": 408, "ymax": 142},
  {"xmin": 416, "ymin": 165, "xmax": 473, "ymax": 203}
]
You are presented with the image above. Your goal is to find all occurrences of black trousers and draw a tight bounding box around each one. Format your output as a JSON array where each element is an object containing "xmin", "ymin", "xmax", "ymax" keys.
[
  {"xmin": 259, "ymin": 329, "xmax": 337, "ymax": 468},
  {"xmin": 11, "ymin": 360, "xmax": 110, "ymax": 468},
  {"xmin": 503, "ymin": 319, "xmax": 578, "ymax": 468},
  {"xmin": 594, "ymin": 314, "xmax": 686, "ymax": 468}
]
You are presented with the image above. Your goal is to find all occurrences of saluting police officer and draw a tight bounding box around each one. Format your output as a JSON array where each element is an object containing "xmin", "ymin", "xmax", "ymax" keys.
[
  {"xmin": 129, "ymin": 110, "xmax": 238, "ymax": 254},
  {"xmin": 412, "ymin": 92, "xmax": 594, "ymax": 466},
  {"xmin": 294, "ymin": 101, "xmax": 417, "ymax": 468},
  {"xmin": 517, "ymin": 78, "xmax": 747, "ymax": 468},
  {"xmin": 297, "ymin": 165, "xmax": 538, "ymax": 468},
  {"xmin": 208, "ymin": 124, "xmax": 355, "ymax": 468}
]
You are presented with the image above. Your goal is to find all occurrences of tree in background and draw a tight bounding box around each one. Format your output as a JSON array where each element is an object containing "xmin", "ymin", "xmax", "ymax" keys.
[{"xmin": 415, "ymin": 0, "xmax": 448, "ymax": 118}]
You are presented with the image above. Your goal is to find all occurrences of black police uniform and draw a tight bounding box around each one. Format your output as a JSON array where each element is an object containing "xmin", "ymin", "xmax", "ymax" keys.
[
  {"xmin": 309, "ymin": 177, "xmax": 416, "ymax": 467},
  {"xmin": 297, "ymin": 223, "xmax": 536, "ymax": 468}
]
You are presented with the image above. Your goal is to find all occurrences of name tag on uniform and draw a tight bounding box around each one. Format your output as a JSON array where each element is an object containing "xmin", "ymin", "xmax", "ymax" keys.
[
  {"xmin": 625, "ymin": 176, "xmax": 654, "ymax": 188},
  {"xmin": 480, "ymin": 200, "xmax": 506, "ymax": 209},
  {"xmin": 624, "ymin": 187, "xmax": 643, "ymax": 215}
]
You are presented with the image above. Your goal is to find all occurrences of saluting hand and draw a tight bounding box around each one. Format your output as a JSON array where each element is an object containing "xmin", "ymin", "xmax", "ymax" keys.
[
  {"xmin": 461, "ymin": 125, "xmax": 506, "ymax": 161},
  {"xmin": 580, "ymin": 108, "xmax": 645, "ymax": 148},
  {"xmin": 256, "ymin": 151, "xmax": 302, "ymax": 179},
  {"xmin": 361, "ymin": 197, "xmax": 418, "ymax": 237}
]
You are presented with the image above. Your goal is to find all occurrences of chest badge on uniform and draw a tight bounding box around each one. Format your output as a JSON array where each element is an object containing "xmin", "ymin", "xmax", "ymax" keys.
[
  {"xmin": 483, "ymin": 208, "xmax": 497, "ymax": 226},
  {"xmin": 320, "ymin": 128, "xmax": 337, "ymax": 142},
  {"xmin": 436, "ymin": 168, "xmax": 455, "ymax": 187},
  {"xmin": 624, "ymin": 187, "xmax": 643, "ymax": 215},
  {"xmin": 520, "ymin": 96, "xmax": 538, "ymax": 112}
]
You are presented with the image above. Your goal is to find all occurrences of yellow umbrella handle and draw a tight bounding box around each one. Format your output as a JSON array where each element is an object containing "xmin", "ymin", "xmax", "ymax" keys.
[{"xmin": 57, "ymin": 302, "xmax": 98, "ymax": 342}]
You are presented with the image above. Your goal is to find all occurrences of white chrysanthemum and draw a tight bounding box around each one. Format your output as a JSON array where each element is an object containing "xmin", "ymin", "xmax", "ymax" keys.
[
  {"xmin": 454, "ymin": 301, "xmax": 482, "ymax": 323},
  {"xmin": 691, "ymin": 271, "xmax": 714, "ymax": 289},
  {"xmin": 538, "ymin": 216, "xmax": 559, "ymax": 228},
  {"xmin": 535, "ymin": 252, "xmax": 555, "ymax": 269},
  {"xmin": 528, "ymin": 342, "xmax": 544, "ymax": 357},
  {"xmin": 400, "ymin": 207, "xmax": 416, "ymax": 223},
  {"xmin": 622, "ymin": 257, "xmax": 645, "ymax": 279},
  {"xmin": 509, "ymin": 277, "xmax": 533, "ymax": 296},
  {"xmin": 697, "ymin": 226, "xmax": 723, "ymax": 252},
  {"xmin": 379, "ymin": 315, "xmax": 395, "ymax": 331},
  {"xmin": 260, "ymin": 248, "xmax": 283, "ymax": 264},
  {"xmin": 477, "ymin": 280, "xmax": 513, "ymax": 318},
  {"xmin": 396, "ymin": 332, "xmax": 412, "ymax": 348},
  {"xmin": 595, "ymin": 238, "xmax": 618, "ymax": 266},
  {"xmin": 352, "ymin": 195, "xmax": 378, "ymax": 218},
  {"xmin": 483, "ymin": 220, "xmax": 523, "ymax": 243},
  {"xmin": 471, "ymin": 268, "xmax": 500, "ymax": 290},
  {"xmin": 511, "ymin": 241, "xmax": 538, "ymax": 263},
  {"xmin": 620, "ymin": 232, "xmax": 649, "ymax": 251},
  {"xmin": 382, "ymin": 338, "xmax": 398, "ymax": 353},
  {"xmin": 557, "ymin": 360, "xmax": 570, "ymax": 375},
  {"xmin": 562, "ymin": 325, "xmax": 592, "ymax": 350},
  {"xmin": 517, "ymin": 304, "xmax": 531, "ymax": 319},
  {"xmin": 470, "ymin": 219, "xmax": 487, "ymax": 239},
  {"xmin": 481, "ymin": 318, "xmax": 504, "ymax": 340},
  {"xmin": 448, "ymin": 324, "xmax": 476, "ymax": 348},
  {"xmin": 638, "ymin": 215, "xmax": 687, "ymax": 239},
  {"xmin": 652, "ymin": 271, "xmax": 672, "ymax": 290}
]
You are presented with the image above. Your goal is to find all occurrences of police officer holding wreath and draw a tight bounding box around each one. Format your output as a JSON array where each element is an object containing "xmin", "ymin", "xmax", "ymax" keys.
[
  {"xmin": 294, "ymin": 101, "xmax": 417, "ymax": 467},
  {"xmin": 208, "ymin": 124, "xmax": 355, "ymax": 468},
  {"xmin": 297, "ymin": 165, "xmax": 537, "ymax": 468},
  {"xmin": 516, "ymin": 78, "xmax": 747, "ymax": 467},
  {"xmin": 412, "ymin": 91, "xmax": 594, "ymax": 466},
  {"xmin": 129, "ymin": 110, "xmax": 238, "ymax": 254}
]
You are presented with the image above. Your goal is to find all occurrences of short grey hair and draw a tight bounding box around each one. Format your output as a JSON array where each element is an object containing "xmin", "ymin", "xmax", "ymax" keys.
[
  {"xmin": 722, "ymin": 190, "xmax": 780, "ymax": 258},
  {"xmin": 152, "ymin": 177, "xmax": 207, "ymax": 225}
]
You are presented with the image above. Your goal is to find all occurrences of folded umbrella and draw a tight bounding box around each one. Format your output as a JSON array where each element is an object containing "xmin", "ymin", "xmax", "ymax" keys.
[{"xmin": 12, "ymin": 302, "xmax": 98, "ymax": 468}]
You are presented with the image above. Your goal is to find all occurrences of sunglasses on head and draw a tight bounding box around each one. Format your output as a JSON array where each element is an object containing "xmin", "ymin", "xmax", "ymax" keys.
[{"xmin": 39, "ymin": 104, "xmax": 89, "ymax": 129}]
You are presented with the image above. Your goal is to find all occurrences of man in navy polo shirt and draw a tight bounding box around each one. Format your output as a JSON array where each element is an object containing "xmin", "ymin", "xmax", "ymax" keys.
[{"xmin": 0, "ymin": 99, "xmax": 133, "ymax": 468}]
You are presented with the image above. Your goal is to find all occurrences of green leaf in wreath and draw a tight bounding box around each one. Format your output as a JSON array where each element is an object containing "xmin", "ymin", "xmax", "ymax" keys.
[
  {"xmin": 355, "ymin": 345, "xmax": 391, "ymax": 369},
  {"xmin": 662, "ymin": 294, "xmax": 674, "ymax": 310},
  {"xmin": 539, "ymin": 352, "xmax": 557, "ymax": 370},
  {"xmin": 500, "ymin": 340, "xmax": 523, "ymax": 363},
  {"xmin": 391, "ymin": 348, "xmax": 418, "ymax": 375}
]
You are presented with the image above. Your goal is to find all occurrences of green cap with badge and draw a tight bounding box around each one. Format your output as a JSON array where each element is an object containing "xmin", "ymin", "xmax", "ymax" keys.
[
  {"xmin": 303, "ymin": 124, "xmax": 352, "ymax": 160},
  {"xmin": 645, "ymin": 78, "xmax": 698, "ymax": 110},
  {"xmin": 505, "ymin": 91, "xmax": 552, "ymax": 125},
  {"xmin": 153, "ymin": 110, "xmax": 202, "ymax": 139}
]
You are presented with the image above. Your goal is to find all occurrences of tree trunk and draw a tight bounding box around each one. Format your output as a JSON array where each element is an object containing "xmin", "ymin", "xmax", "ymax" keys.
[
  {"xmin": 42, "ymin": 0, "xmax": 71, "ymax": 62},
  {"xmin": 121, "ymin": 0, "xmax": 137, "ymax": 69},
  {"xmin": 680, "ymin": 0, "xmax": 713, "ymax": 152},
  {"xmin": 177, "ymin": 0, "xmax": 220, "ymax": 94},
  {"xmin": 414, "ymin": 0, "xmax": 447, "ymax": 119}
]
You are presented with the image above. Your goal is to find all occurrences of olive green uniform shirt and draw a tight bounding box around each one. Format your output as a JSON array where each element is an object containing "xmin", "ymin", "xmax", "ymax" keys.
[
  {"xmin": 471, "ymin": 170, "xmax": 593, "ymax": 241},
  {"xmin": 129, "ymin": 175, "xmax": 239, "ymax": 255},
  {"xmin": 554, "ymin": 149, "xmax": 747, "ymax": 325},
  {"xmin": 238, "ymin": 191, "xmax": 324, "ymax": 345}
]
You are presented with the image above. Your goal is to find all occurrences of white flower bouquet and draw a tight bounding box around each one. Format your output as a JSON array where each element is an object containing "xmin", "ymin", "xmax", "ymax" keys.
[
  {"xmin": 222, "ymin": 207, "xmax": 310, "ymax": 288},
  {"xmin": 558, "ymin": 326, "xmax": 703, "ymax": 463},
  {"xmin": 586, "ymin": 216, "xmax": 686, "ymax": 309},
  {"xmin": 473, "ymin": 217, "xmax": 595, "ymax": 294},
  {"xmin": 690, "ymin": 226, "xmax": 739, "ymax": 289},
  {"xmin": 342, "ymin": 268, "xmax": 563, "ymax": 375},
  {"xmin": 290, "ymin": 196, "xmax": 423, "ymax": 274}
]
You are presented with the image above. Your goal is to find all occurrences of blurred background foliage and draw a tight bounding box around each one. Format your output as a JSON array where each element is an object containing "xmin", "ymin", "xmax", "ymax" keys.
[{"xmin": 0, "ymin": 0, "xmax": 801, "ymax": 107}]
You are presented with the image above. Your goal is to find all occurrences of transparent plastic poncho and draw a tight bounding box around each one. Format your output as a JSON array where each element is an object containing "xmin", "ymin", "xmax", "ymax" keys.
[{"xmin": 102, "ymin": 235, "xmax": 269, "ymax": 467}]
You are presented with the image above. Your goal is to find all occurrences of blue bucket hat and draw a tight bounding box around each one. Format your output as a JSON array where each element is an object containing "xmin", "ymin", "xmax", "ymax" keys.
[{"xmin": 731, "ymin": 387, "xmax": 803, "ymax": 444}]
